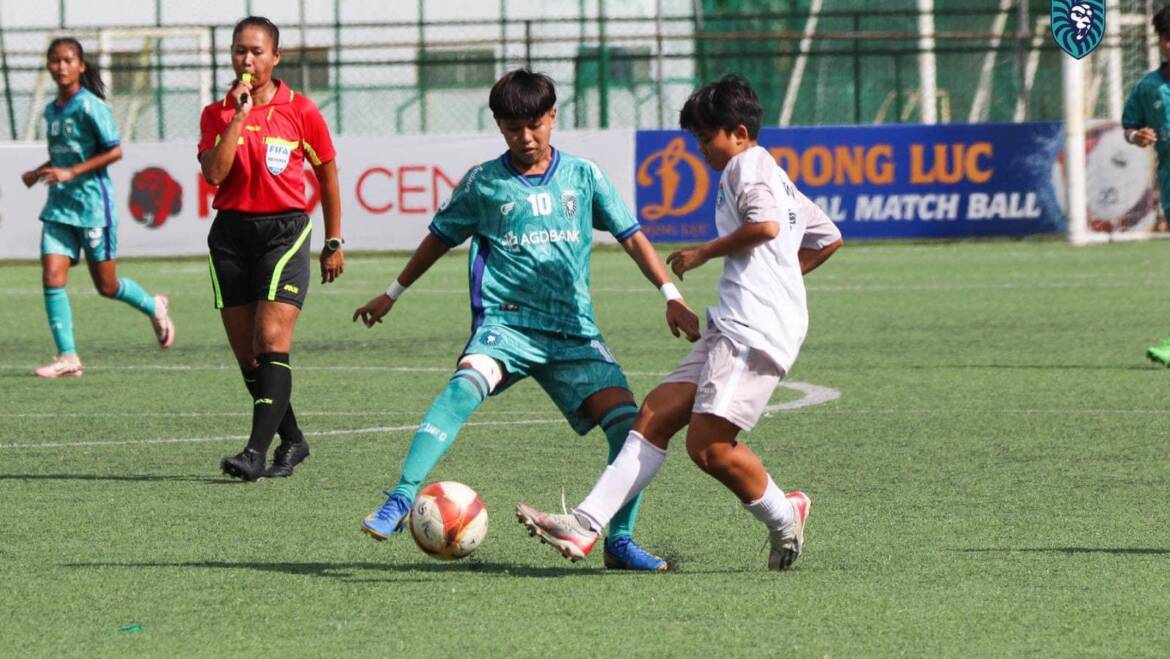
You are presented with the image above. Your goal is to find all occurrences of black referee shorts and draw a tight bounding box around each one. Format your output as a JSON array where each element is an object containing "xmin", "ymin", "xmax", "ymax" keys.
[{"xmin": 207, "ymin": 210, "xmax": 312, "ymax": 309}]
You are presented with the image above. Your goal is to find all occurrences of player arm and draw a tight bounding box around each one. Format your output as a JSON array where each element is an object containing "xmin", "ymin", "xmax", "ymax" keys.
[
  {"xmin": 666, "ymin": 221, "xmax": 779, "ymax": 280},
  {"xmin": 1125, "ymin": 127, "xmax": 1157, "ymax": 147},
  {"xmin": 620, "ymin": 231, "xmax": 702, "ymax": 341},
  {"xmin": 312, "ymin": 159, "xmax": 344, "ymax": 284},
  {"xmin": 353, "ymin": 233, "xmax": 451, "ymax": 327},
  {"xmin": 21, "ymin": 160, "xmax": 51, "ymax": 187},
  {"xmin": 199, "ymin": 112, "xmax": 247, "ymax": 185},
  {"xmin": 798, "ymin": 238, "xmax": 842, "ymax": 274},
  {"xmin": 37, "ymin": 147, "xmax": 122, "ymax": 185}
]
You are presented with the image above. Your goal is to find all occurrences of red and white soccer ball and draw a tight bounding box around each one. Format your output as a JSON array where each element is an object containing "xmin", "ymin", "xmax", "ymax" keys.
[{"xmin": 409, "ymin": 481, "xmax": 489, "ymax": 560}]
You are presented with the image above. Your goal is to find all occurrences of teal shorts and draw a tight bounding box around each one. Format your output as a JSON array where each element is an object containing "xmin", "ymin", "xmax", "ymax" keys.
[
  {"xmin": 41, "ymin": 220, "xmax": 117, "ymax": 264},
  {"xmin": 463, "ymin": 324, "xmax": 630, "ymax": 435}
]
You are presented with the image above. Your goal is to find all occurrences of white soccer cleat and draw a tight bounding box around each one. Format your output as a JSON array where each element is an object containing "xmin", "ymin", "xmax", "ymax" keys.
[
  {"xmin": 768, "ymin": 491, "xmax": 811, "ymax": 571},
  {"xmin": 151, "ymin": 294, "xmax": 175, "ymax": 349},
  {"xmin": 34, "ymin": 353, "xmax": 83, "ymax": 379},
  {"xmin": 515, "ymin": 502, "xmax": 600, "ymax": 562}
]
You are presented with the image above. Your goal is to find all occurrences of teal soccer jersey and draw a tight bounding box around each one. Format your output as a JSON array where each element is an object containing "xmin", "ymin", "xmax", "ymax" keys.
[
  {"xmin": 429, "ymin": 147, "xmax": 641, "ymax": 338},
  {"xmin": 1123, "ymin": 69, "xmax": 1170, "ymax": 210},
  {"xmin": 39, "ymin": 88, "xmax": 120, "ymax": 228}
]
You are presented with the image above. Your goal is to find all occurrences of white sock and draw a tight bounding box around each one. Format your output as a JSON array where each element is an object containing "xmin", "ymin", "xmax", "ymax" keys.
[
  {"xmin": 574, "ymin": 431, "xmax": 667, "ymax": 532},
  {"xmin": 743, "ymin": 476, "xmax": 793, "ymax": 531}
]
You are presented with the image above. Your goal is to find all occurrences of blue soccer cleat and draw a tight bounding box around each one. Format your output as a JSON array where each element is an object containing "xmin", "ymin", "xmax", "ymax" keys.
[
  {"xmin": 603, "ymin": 535, "xmax": 669, "ymax": 572},
  {"xmin": 361, "ymin": 491, "xmax": 412, "ymax": 541}
]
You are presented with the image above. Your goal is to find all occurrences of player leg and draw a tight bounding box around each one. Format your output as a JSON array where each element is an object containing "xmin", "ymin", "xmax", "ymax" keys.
[
  {"xmin": 35, "ymin": 224, "xmax": 82, "ymax": 378},
  {"xmin": 362, "ymin": 352, "xmax": 505, "ymax": 539},
  {"xmin": 577, "ymin": 387, "xmax": 662, "ymax": 570},
  {"xmin": 84, "ymin": 236, "xmax": 174, "ymax": 349},
  {"xmin": 219, "ymin": 215, "xmax": 311, "ymax": 481},
  {"xmin": 683, "ymin": 334, "xmax": 810, "ymax": 571},
  {"xmin": 1148, "ymin": 196, "xmax": 1170, "ymax": 365},
  {"xmin": 35, "ymin": 241, "xmax": 82, "ymax": 379},
  {"xmin": 516, "ymin": 337, "xmax": 706, "ymax": 563}
]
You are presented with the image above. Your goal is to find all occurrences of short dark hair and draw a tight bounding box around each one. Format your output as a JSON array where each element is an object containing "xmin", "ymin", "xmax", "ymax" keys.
[
  {"xmin": 1154, "ymin": 5, "xmax": 1170, "ymax": 36},
  {"xmin": 233, "ymin": 16, "xmax": 280, "ymax": 50},
  {"xmin": 679, "ymin": 74, "xmax": 763, "ymax": 139},
  {"xmin": 489, "ymin": 69, "xmax": 556, "ymax": 120}
]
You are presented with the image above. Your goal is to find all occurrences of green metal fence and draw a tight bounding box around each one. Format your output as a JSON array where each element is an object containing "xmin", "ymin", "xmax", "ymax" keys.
[{"xmin": 0, "ymin": 1, "xmax": 1151, "ymax": 142}]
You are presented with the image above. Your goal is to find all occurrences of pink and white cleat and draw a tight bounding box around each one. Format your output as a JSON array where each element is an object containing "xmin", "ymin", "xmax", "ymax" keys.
[
  {"xmin": 151, "ymin": 294, "xmax": 175, "ymax": 349},
  {"xmin": 516, "ymin": 502, "xmax": 600, "ymax": 562},
  {"xmin": 34, "ymin": 353, "xmax": 83, "ymax": 379},
  {"xmin": 768, "ymin": 491, "xmax": 811, "ymax": 571}
]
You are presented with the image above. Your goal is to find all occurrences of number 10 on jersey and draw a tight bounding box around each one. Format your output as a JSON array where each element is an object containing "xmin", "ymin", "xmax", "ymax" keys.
[{"xmin": 527, "ymin": 192, "xmax": 553, "ymax": 216}]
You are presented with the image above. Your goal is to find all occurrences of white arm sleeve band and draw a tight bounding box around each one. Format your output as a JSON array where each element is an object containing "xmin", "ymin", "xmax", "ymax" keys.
[{"xmin": 386, "ymin": 279, "xmax": 408, "ymax": 300}]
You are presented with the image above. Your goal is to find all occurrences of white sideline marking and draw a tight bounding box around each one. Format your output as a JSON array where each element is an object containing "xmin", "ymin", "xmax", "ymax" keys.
[
  {"xmin": 0, "ymin": 382, "xmax": 841, "ymax": 450},
  {"xmin": 0, "ymin": 419, "xmax": 563, "ymax": 449}
]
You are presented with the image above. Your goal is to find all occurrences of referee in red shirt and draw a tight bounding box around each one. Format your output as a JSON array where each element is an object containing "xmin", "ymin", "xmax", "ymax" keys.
[{"xmin": 199, "ymin": 16, "xmax": 344, "ymax": 481}]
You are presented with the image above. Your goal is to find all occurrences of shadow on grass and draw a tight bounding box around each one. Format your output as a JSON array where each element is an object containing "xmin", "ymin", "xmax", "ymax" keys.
[
  {"xmin": 952, "ymin": 547, "xmax": 1170, "ymax": 556},
  {"xmin": 0, "ymin": 473, "xmax": 229, "ymax": 484},
  {"xmin": 64, "ymin": 560, "xmax": 601, "ymax": 579}
]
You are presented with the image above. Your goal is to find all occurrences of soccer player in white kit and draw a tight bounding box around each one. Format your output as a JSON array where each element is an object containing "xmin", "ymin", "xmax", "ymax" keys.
[{"xmin": 517, "ymin": 75, "xmax": 843, "ymax": 570}]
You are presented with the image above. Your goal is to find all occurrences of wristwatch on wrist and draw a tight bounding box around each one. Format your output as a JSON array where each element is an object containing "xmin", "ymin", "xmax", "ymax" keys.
[{"xmin": 324, "ymin": 237, "xmax": 345, "ymax": 251}]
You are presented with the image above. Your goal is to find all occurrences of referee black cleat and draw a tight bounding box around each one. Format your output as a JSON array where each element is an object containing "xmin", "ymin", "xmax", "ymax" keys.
[
  {"xmin": 221, "ymin": 447, "xmax": 266, "ymax": 482},
  {"xmin": 265, "ymin": 436, "xmax": 310, "ymax": 478}
]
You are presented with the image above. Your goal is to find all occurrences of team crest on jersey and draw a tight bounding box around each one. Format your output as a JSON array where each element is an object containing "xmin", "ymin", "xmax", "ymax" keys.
[
  {"xmin": 265, "ymin": 141, "xmax": 291, "ymax": 175},
  {"xmin": 1050, "ymin": 0, "xmax": 1105, "ymax": 59},
  {"xmin": 500, "ymin": 201, "xmax": 515, "ymax": 216},
  {"xmin": 63, "ymin": 119, "xmax": 75, "ymax": 136},
  {"xmin": 561, "ymin": 191, "xmax": 578, "ymax": 218}
]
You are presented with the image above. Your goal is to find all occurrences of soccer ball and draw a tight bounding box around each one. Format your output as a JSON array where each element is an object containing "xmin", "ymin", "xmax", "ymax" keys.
[{"xmin": 408, "ymin": 481, "xmax": 488, "ymax": 560}]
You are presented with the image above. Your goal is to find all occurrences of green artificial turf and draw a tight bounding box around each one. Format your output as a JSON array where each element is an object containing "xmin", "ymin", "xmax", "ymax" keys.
[{"xmin": 1, "ymin": 240, "xmax": 1168, "ymax": 657}]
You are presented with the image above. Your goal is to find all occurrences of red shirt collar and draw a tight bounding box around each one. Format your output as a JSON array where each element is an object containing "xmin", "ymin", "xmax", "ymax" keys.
[{"xmin": 221, "ymin": 79, "xmax": 294, "ymax": 108}]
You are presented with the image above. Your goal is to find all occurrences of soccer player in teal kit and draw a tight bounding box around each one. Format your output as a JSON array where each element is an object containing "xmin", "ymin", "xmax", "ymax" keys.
[
  {"xmin": 22, "ymin": 37, "xmax": 174, "ymax": 378},
  {"xmin": 353, "ymin": 69, "xmax": 700, "ymax": 571}
]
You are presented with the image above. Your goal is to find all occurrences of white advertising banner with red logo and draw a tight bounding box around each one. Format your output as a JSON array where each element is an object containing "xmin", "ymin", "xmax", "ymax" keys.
[{"xmin": 0, "ymin": 129, "xmax": 634, "ymax": 259}]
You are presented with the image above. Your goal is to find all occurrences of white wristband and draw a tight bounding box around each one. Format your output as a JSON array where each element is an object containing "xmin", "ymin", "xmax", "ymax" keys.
[
  {"xmin": 386, "ymin": 279, "xmax": 408, "ymax": 300},
  {"xmin": 660, "ymin": 282, "xmax": 682, "ymax": 302}
]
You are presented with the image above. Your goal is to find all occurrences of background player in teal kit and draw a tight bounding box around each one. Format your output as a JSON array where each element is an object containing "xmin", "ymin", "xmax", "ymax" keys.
[
  {"xmin": 21, "ymin": 37, "xmax": 174, "ymax": 378},
  {"xmin": 353, "ymin": 69, "xmax": 701, "ymax": 571},
  {"xmin": 1125, "ymin": 6, "xmax": 1170, "ymax": 366}
]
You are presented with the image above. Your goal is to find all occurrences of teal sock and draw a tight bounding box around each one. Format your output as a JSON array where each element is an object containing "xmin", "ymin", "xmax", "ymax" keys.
[
  {"xmin": 43, "ymin": 287, "xmax": 76, "ymax": 355},
  {"xmin": 391, "ymin": 368, "xmax": 489, "ymax": 501},
  {"xmin": 112, "ymin": 278, "xmax": 155, "ymax": 316},
  {"xmin": 600, "ymin": 403, "xmax": 643, "ymax": 540}
]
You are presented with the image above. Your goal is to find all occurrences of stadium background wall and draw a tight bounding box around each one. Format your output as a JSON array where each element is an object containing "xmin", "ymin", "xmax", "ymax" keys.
[
  {"xmin": 0, "ymin": 1, "xmax": 1151, "ymax": 141},
  {"xmin": 0, "ymin": 120, "xmax": 1156, "ymax": 258}
]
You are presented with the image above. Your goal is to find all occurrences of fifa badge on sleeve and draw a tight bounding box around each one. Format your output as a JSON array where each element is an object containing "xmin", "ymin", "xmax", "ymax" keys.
[{"xmin": 1051, "ymin": 0, "xmax": 1105, "ymax": 59}]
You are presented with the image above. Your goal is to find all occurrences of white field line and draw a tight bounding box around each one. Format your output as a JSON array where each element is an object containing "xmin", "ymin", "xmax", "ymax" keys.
[
  {"xmin": 0, "ymin": 381, "xmax": 842, "ymax": 449},
  {"xmin": 2, "ymin": 279, "xmax": 1163, "ymax": 298},
  {"xmin": 0, "ymin": 418, "xmax": 563, "ymax": 449}
]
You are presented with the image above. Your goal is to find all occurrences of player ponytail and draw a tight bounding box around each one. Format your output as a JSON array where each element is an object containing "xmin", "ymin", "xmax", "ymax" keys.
[{"xmin": 46, "ymin": 37, "xmax": 106, "ymax": 99}]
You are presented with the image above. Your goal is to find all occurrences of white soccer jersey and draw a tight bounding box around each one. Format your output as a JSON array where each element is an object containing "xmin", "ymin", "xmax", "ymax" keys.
[{"xmin": 708, "ymin": 145, "xmax": 841, "ymax": 372}]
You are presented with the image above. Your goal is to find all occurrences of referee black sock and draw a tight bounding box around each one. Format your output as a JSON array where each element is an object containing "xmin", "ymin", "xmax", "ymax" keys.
[
  {"xmin": 245, "ymin": 352, "xmax": 293, "ymax": 456},
  {"xmin": 241, "ymin": 366, "xmax": 302, "ymax": 443}
]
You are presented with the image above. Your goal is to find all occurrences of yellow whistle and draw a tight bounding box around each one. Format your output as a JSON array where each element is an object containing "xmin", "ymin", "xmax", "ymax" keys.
[{"xmin": 241, "ymin": 72, "xmax": 252, "ymax": 84}]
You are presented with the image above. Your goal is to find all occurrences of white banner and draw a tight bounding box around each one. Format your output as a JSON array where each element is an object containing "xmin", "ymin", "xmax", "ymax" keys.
[{"xmin": 0, "ymin": 129, "xmax": 635, "ymax": 259}]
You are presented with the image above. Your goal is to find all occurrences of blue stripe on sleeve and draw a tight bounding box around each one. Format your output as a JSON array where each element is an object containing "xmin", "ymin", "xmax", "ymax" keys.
[{"xmin": 614, "ymin": 225, "xmax": 641, "ymax": 242}]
